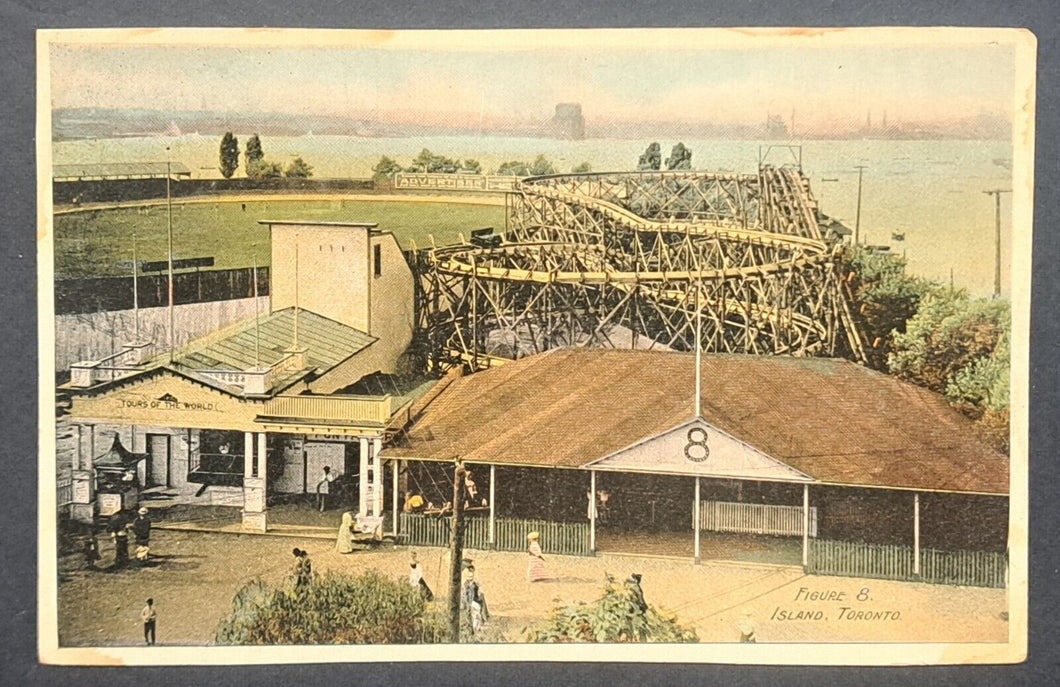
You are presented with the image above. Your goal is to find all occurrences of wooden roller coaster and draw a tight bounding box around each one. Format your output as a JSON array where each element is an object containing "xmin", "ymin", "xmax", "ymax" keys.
[{"xmin": 412, "ymin": 164, "xmax": 865, "ymax": 371}]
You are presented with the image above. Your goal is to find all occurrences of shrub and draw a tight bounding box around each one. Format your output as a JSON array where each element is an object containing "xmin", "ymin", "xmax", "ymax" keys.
[
  {"xmin": 528, "ymin": 574, "xmax": 698, "ymax": 643},
  {"xmin": 215, "ymin": 570, "xmax": 447, "ymax": 644}
]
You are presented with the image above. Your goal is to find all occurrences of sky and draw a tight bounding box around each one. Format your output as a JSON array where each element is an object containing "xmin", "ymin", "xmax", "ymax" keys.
[{"xmin": 48, "ymin": 35, "xmax": 1019, "ymax": 132}]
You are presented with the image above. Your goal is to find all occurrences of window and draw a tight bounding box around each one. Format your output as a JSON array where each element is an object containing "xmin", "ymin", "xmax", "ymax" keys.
[{"xmin": 374, "ymin": 244, "xmax": 382, "ymax": 277}]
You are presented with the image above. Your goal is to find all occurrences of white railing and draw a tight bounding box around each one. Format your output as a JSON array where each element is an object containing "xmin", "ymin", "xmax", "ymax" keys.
[{"xmin": 697, "ymin": 500, "xmax": 818, "ymax": 538}]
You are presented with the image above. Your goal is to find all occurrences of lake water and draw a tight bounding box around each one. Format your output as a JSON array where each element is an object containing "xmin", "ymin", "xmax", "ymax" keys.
[{"xmin": 52, "ymin": 135, "xmax": 1015, "ymax": 297}]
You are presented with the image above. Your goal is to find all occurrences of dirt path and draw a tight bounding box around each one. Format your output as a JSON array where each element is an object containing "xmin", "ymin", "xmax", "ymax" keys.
[{"xmin": 55, "ymin": 530, "xmax": 1007, "ymax": 646}]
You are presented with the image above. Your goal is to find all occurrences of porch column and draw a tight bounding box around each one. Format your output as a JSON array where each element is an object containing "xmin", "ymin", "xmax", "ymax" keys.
[
  {"xmin": 802, "ymin": 484, "xmax": 809, "ymax": 568},
  {"xmin": 589, "ymin": 469, "xmax": 597, "ymax": 554},
  {"xmin": 358, "ymin": 436, "xmax": 370, "ymax": 516},
  {"xmin": 243, "ymin": 431, "xmax": 254, "ymax": 478},
  {"xmin": 70, "ymin": 424, "xmax": 95, "ymax": 523},
  {"xmin": 488, "ymin": 464, "xmax": 496, "ymax": 547},
  {"xmin": 241, "ymin": 431, "xmax": 267, "ymax": 532},
  {"xmin": 257, "ymin": 432, "xmax": 267, "ymax": 484},
  {"xmin": 372, "ymin": 436, "xmax": 384, "ymax": 516},
  {"xmin": 913, "ymin": 492, "xmax": 921, "ymax": 575},
  {"xmin": 693, "ymin": 476, "xmax": 701, "ymax": 565},
  {"xmin": 391, "ymin": 459, "xmax": 400, "ymax": 537}
]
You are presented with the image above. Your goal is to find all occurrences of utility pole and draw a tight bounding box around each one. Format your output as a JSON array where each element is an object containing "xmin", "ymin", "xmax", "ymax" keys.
[
  {"xmin": 166, "ymin": 148, "xmax": 175, "ymax": 361},
  {"xmin": 132, "ymin": 233, "xmax": 139, "ymax": 342},
  {"xmin": 853, "ymin": 165, "xmax": 868, "ymax": 245},
  {"xmin": 982, "ymin": 189, "xmax": 1011, "ymax": 299},
  {"xmin": 447, "ymin": 461, "xmax": 467, "ymax": 643}
]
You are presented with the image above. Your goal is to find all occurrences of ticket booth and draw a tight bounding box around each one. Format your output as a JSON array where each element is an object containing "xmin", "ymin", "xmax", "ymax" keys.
[{"xmin": 93, "ymin": 436, "xmax": 148, "ymax": 516}]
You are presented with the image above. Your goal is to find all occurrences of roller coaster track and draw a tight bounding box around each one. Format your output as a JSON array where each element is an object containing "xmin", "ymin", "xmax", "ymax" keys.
[{"xmin": 415, "ymin": 166, "xmax": 865, "ymax": 371}]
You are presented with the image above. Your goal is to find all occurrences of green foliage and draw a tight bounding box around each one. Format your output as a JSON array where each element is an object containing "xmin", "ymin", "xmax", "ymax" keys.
[
  {"xmin": 496, "ymin": 160, "xmax": 530, "ymax": 176},
  {"xmin": 888, "ymin": 288, "xmax": 1010, "ymax": 407},
  {"xmin": 495, "ymin": 155, "xmax": 556, "ymax": 177},
  {"xmin": 215, "ymin": 570, "xmax": 448, "ymax": 645},
  {"xmin": 219, "ymin": 132, "xmax": 240, "ymax": 179},
  {"xmin": 285, "ymin": 157, "xmax": 314, "ymax": 178},
  {"xmin": 256, "ymin": 161, "xmax": 284, "ymax": 179},
  {"xmin": 409, "ymin": 149, "xmax": 459, "ymax": 174},
  {"xmin": 460, "ymin": 159, "xmax": 482, "ymax": 174},
  {"xmin": 529, "ymin": 574, "xmax": 698, "ymax": 643},
  {"xmin": 637, "ymin": 142, "xmax": 661, "ymax": 171},
  {"xmin": 529, "ymin": 155, "xmax": 556, "ymax": 176},
  {"xmin": 245, "ymin": 135, "xmax": 264, "ymax": 177},
  {"xmin": 571, "ymin": 161, "xmax": 592, "ymax": 173},
  {"xmin": 665, "ymin": 142, "xmax": 692, "ymax": 170},
  {"xmin": 844, "ymin": 247, "xmax": 932, "ymax": 370},
  {"xmin": 372, "ymin": 155, "xmax": 404, "ymax": 182}
]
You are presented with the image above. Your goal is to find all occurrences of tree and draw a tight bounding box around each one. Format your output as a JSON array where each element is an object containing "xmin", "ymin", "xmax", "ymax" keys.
[
  {"xmin": 637, "ymin": 142, "xmax": 661, "ymax": 171},
  {"xmin": 410, "ymin": 149, "xmax": 458, "ymax": 174},
  {"xmin": 215, "ymin": 571, "xmax": 447, "ymax": 644},
  {"xmin": 245, "ymin": 135, "xmax": 264, "ymax": 178},
  {"xmin": 460, "ymin": 159, "xmax": 482, "ymax": 174},
  {"xmin": 285, "ymin": 156, "xmax": 314, "ymax": 178},
  {"xmin": 496, "ymin": 160, "xmax": 530, "ymax": 176},
  {"xmin": 219, "ymin": 132, "xmax": 240, "ymax": 179},
  {"xmin": 665, "ymin": 142, "xmax": 693, "ymax": 170},
  {"xmin": 257, "ymin": 161, "xmax": 283, "ymax": 179},
  {"xmin": 843, "ymin": 246, "xmax": 932, "ymax": 371},
  {"xmin": 529, "ymin": 155, "xmax": 556, "ymax": 176},
  {"xmin": 888, "ymin": 288, "xmax": 1009, "ymax": 401},
  {"xmin": 529, "ymin": 574, "xmax": 698, "ymax": 643},
  {"xmin": 571, "ymin": 161, "xmax": 592, "ymax": 173},
  {"xmin": 372, "ymin": 155, "xmax": 404, "ymax": 182}
]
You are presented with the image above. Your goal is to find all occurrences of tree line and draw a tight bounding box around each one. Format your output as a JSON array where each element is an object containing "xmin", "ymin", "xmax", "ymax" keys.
[
  {"xmin": 219, "ymin": 132, "xmax": 313, "ymax": 179},
  {"xmin": 844, "ymin": 247, "xmax": 1010, "ymax": 452},
  {"xmin": 372, "ymin": 149, "xmax": 592, "ymax": 182}
]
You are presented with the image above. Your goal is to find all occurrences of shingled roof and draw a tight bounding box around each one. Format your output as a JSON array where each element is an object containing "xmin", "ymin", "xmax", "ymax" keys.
[{"xmin": 385, "ymin": 349, "xmax": 1008, "ymax": 495}]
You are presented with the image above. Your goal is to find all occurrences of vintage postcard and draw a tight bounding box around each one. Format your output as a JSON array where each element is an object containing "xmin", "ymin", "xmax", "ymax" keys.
[{"xmin": 37, "ymin": 27, "xmax": 1034, "ymax": 665}]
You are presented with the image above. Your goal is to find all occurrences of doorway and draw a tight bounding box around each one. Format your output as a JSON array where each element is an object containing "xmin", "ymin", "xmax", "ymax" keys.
[{"xmin": 147, "ymin": 433, "xmax": 170, "ymax": 487}]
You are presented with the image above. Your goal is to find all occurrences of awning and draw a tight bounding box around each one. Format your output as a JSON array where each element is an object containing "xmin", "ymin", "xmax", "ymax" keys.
[{"xmin": 93, "ymin": 436, "xmax": 148, "ymax": 471}]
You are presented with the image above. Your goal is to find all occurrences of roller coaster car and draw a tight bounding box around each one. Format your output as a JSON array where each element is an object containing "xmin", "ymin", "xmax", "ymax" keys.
[{"xmin": 470, "ymin": 227, "xmax": 502, "ymax": 248}]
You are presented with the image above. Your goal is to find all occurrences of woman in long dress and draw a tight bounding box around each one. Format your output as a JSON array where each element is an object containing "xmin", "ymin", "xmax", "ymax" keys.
[
  {"xmin": 527, "ymin": 532, "xmax": 548, "ymax": 582},
  {"xmin": 336, "ymin": 511, "xmax": 355, "ymax": 554}
]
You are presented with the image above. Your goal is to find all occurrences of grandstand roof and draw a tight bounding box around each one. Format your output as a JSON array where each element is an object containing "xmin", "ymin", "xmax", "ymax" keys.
[
  {"xmin": 53, "ymin": 161, "xmax": 193, "ymax": 181},
  {"xmin": 384, "ymin": 349, "xmax": 1008, "ymax": 495}
]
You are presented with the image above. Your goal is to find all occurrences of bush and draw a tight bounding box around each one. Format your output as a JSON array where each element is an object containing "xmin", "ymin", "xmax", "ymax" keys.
[
  {"xmin": 528, "ymin": 574, "xmax": 698, "ymax": 643},
  {"xmin": 215, "ymin": 570, "xmax": 448, "ymax": 644}
]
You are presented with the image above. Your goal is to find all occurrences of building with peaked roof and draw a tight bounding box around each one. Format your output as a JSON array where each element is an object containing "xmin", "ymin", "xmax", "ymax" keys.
[
  {"xmin": 63, "ymin": 220, "xmax": 424, "ymax": 531},
  {"xmin": 382, "ymin": 349, "xmax": 1008, "ymax": 575}
]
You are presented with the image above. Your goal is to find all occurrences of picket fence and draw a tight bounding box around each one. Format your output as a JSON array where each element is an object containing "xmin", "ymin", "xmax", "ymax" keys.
[
  {"xmin": 808, "ymin": 539, "xmax": 1007, "ymax": 589},
  {"xmin": 697, "ymin": 500, "xmax": 818, "ymax": 537},
  {"xmin": 398, "ymin": 513, "xmax": 591, "ymax": 556}
]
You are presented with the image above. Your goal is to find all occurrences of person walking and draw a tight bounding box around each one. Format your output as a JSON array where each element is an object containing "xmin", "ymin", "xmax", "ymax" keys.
[
  {"xmin": 131, "ymin": 507, "xmax": 152, "ymax": 563},
  {"xmin": 335, "ymin": 511, "xmax": 355, "ymax": 554},
  {"xmin": 461, "ymin": 564, "xmax": 488, "ymax": 635},
  {"xmin": 82, "ymin": 524, "xmax": 100, "ymax": 570},
  {"xmin": 141, "ymin": 598, "xmax": 157, "ymax": 645},
  {"xmin": 292, "ymin": 548, "xmax": 313, "ymax": 587},
  {"xmin": 738, "ymin": 612, "xmax": 757, "ymax": 643},
  {"xmin": 408, "ymin": 551, "xmax": 433, "ymax": 601},
  {"xmin": 526, "ymin": 532, "xmax": 548, "ymax": 582},
  {"xmin": 316, "ymin": 466, "xmax": 335, "ymax": 512},
  {"xmin": 626, "ymin": 573, "xmax": 648, "ymax": 613},
  {"xmin": 108, "ymin": 510, "xmax": 129, "ymax": 569}
]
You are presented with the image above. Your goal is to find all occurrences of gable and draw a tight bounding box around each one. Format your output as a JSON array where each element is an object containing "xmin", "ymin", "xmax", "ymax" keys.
[
  {"xmin": 586, "ymin": 417, "xmax": 813, "ymax": 482},
  {"xmin": 70, "ymin": 370, "xmax": 265, "ymax": 431}
]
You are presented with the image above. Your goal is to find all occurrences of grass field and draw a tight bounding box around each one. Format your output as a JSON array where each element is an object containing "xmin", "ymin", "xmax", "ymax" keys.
[{"xmin": 54, "ymin": 198, "xmax": 506, "ymax": 279}]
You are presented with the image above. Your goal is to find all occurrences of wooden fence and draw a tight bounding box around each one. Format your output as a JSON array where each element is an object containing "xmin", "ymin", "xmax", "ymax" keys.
[
  {"xmin": 57, "ymin": 477, "xmax": 73, "ymax": 516},
  {"xmin": 398, "ymin": 513, "xmax": 591, "ymax": 556},
  {"xmin": 807, "ymin": 539, "xmax": 1007, "ymax": 588},
  {"xmin": 698, "ymin": 500, "xmax": 818, "ymax": 537}
]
